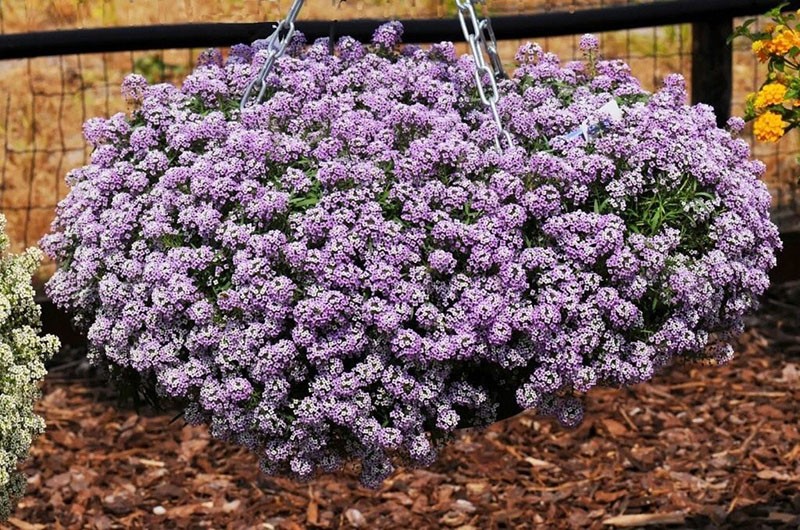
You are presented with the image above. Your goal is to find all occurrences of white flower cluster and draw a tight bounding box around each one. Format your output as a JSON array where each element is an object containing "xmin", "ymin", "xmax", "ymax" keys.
[{"xmin": 0, "ymin": 214, "xmax": 59, "ymax": 519}]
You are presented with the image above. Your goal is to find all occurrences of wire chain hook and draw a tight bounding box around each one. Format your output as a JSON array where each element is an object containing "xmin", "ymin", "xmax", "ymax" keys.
[
  {"xmin": 240, "ymin": 0, "xmax": 306, "ymax": 110},
  {"xmin": 455, "ymin": 0, "xmax": 513, "ymax": 152},
  {"xmin": 242, "ymin": 0, "xmax": 513, "ymax": 153}
]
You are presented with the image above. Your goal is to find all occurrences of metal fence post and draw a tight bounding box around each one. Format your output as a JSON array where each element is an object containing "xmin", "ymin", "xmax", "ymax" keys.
[{"xmin": 691, "ymin": 17, "xmax": 733, "ymax": 128}]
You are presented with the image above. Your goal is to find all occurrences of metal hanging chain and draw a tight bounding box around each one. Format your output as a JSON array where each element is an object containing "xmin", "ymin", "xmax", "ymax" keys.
[
  {"xmin": 456, "ymin": 0, "xmax": 513, "ymax": 152},
  {"xmin": 240, "ymin": 0, "xmax": 306, "ymax": 110},
  {"xmin": 242, "ymin": 0, "xmax": 514, "ymax": 153}
]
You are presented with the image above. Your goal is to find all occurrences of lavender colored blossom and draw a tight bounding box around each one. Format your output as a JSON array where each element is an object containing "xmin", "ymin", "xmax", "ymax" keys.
[
  {"xmin": 372, "ymin": 20, "xmax": 404, "ymax": 50},
  {"xmin": 579, "ymin": 34, "xmax": 600, "ymax": 52},
  {"xmin": 120, "ymin": 74, "xmax": 148, "ymax": 104},
  {"xmin": 43, "ymin": 25, "xmax": 780, "ymax": 487}
]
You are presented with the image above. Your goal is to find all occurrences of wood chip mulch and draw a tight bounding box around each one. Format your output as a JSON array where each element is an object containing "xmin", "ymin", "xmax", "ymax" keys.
[{"xmin": 3, "ymin": 284, "xmax": 800, "ymax": 530}]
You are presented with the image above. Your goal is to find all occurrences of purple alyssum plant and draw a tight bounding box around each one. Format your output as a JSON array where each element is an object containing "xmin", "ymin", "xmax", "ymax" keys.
[{"xmin": 42, "ymin": 26, "xmax": 780, "ymax": 487}]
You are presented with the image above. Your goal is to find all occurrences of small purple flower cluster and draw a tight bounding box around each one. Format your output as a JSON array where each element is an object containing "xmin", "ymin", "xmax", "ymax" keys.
[{"xmin": 42, "ymin": 24, "xmax": 780, "ymax": 486}]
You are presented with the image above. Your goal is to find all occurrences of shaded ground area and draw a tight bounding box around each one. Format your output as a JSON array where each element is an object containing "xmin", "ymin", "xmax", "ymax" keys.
[{"xmin": 3, "ymin": 284, "xmax": 800, "ymax": 530}]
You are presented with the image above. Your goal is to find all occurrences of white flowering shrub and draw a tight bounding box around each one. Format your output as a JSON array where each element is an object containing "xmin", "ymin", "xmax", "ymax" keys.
[{"xmin": 0, "ymin": 214, "xmax": 59, "ymax": 519}]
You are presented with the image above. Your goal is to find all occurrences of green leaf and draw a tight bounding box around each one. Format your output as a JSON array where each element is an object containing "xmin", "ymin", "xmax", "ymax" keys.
[
  {"xmin": 289, "ymin": 195, "xmax": 320, "ymax": 209},
  {"xmin": 767, "ymin": 2, "xmax": 791, "ymax": 19},
  {"xmin": 160, "ymin": 234, "xmax": 184, "ymax": 248},
  {"xmin": 729, "ymin": 18, "xmax": 757, "ymax": 43},
  {"xmin": 652, "ymin": 207, "xmax": 663, "ymax": 231}
]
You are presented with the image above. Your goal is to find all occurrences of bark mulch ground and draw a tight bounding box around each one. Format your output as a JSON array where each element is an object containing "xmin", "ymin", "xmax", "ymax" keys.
[{"xmin": 3, "ymin": 284, "xmax": 800, "ymax": 530}]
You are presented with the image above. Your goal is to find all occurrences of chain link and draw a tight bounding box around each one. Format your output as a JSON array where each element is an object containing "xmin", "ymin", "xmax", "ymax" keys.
[
  {"xmin": 456, "ymin": 0, "xmax": 513, "ymax": 152},
  {"xmin": 243, "ymin": 0, "xmax": 513, "ymax": 152},
  {"xmin": 240, "ymin": 0, "xmax": 306, "ymax": 110}
]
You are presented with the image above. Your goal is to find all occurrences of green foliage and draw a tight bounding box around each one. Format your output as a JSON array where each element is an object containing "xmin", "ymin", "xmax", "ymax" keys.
[
  {"xmin": 134, "ymin": 55, "xmax": 188, "ymax": 84},
  {"xmin": 610, "ymin": 174, "xmax": 714, "ymax": 243}
]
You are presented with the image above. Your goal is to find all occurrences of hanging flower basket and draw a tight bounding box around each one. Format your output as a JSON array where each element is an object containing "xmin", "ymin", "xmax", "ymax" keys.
[
  {"xmin": 43, "ymin": 21, "xmax": 780, "ymax": 486},
  {"xmin": 0, "ymin": 214, "xmax": 59, "ymax": 518}
]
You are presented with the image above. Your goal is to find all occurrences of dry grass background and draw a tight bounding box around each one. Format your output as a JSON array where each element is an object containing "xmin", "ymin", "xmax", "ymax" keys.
[{"xmin": 0, "ymin": 1, "xmax": 796, "ymax": 274}]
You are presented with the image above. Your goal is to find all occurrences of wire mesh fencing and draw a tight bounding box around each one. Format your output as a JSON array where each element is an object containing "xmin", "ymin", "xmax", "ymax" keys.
[{"xmin": 0, "ymin": 0, "xmax": 797, "ymax": 270}]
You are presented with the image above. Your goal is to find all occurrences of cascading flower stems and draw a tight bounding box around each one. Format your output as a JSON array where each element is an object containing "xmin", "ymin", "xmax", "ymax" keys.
[{"xmin": 43, "ymin": 24, "xmax": 780, "ymax": 487}]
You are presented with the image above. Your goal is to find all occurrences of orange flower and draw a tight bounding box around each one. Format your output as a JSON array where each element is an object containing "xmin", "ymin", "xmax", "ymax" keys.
[
  {"xmin": 752, "ymin": 40, "xmax": 770, "ymax": 62},
  {"xmin": 765, "ymin": 29, "xmax": 800, "ymax": 56},
  {"xmin": 754, "ymin": 111, "xmax": 789, "ymax": 142},
  {"xmin": 754, "ymin": 83, "xmax": 788, "ymax": 110}
]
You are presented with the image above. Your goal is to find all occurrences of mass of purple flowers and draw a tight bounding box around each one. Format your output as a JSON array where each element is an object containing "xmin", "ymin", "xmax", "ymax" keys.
[{"xmin": 42, "ymin": 24, "xmax": 780, "ymax": 486}]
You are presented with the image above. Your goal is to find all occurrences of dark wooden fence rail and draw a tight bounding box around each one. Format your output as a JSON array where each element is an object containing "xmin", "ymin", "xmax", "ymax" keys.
[{"xmin": 693, "ymin": 19, "xmax": 734, "ymax": 127}]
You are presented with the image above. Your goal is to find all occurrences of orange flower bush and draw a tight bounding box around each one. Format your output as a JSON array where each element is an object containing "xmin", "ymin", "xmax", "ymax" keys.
[
  {"xmin": 754, "ymin": 110, "xmax": 790, "ymax": 142},
  {"xmin": 733, "ymin": 4, "xmax": 800, "ymax": 142},
  {"xmin": 754, "ymin": 82, "xmax": 788, "ymax": 110}
]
